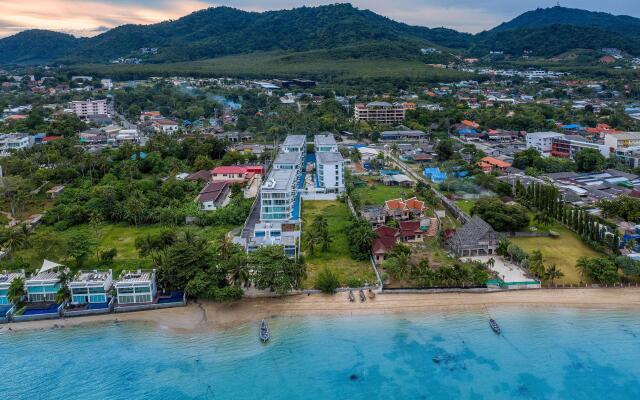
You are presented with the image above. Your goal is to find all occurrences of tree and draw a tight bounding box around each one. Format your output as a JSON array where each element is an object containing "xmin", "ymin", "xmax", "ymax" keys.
[
  {"xmin": 544, "ymin": 264, "xmax": 564, "ymax": 284},
  {"xmin": 346, "ymin": 218, "xmax": 376, "ymax": 261},
  {"xmin": 574, "ymin": 148, "xmax": 605, "ymax": 172},
  {"xmin": 55, "ymin": 269, "xmax": 72, "ymax": 303},
  {"xmin": 227, "ymin": 253, "xmax": 250, "ymax": 288},
  {"xmin": 64, "ymin": 231, "xmax": 96, "ymax": 269},
  {"xmin": 250, "ymin": 246, "xmax": 306, "ymax": 295},
  {"xmin": 471, "ymin": 198, "xmax": 529, "ymax": 232},
  {"xmin": 315, "ymin": 268, "xmax": 340, "ymax": 293},
  {"xmin": 435, "ymin": 139, "xmax": 454, "ymax": 161},
  {"xmin": 7, "ymin": 277, "xmax": 25, "ymax": 304},
  {"xmin": 0, "ymin": 227, "xmax": 28, "ymax": 258}
]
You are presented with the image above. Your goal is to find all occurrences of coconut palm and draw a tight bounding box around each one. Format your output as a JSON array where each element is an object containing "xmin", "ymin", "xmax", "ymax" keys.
[
  {"xmin": 544, "ymin": 264, "xmax": 564, "ymax": 284},
  {"xmin": 227, "ymin": 254, "xmax": 251, "ymax": 287},
  {"xmin": 55, "ymin": 269, "xmax": 72, "ymax": 304},
  {"xmin": 7, "ymin": 277, "xmax": 25, "ymax": 304},
  {"xmin": 0, "ymin": 227, "xmax": 28, "ymax": 258}
]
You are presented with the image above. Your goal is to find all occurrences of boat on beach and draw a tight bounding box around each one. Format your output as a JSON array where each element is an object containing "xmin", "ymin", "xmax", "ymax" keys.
[
  {"xmin": 259, "ymin": 319, "xmax": 270, "ymax": 342},
  {"xmin": 359, "ymin": 289, "xmax": 366, "ymax": 302},
  {"xmin": 489, "ymin": 318, "xmax": 501, "ymax": 335},
  {"xmin": 367, "ymin": 289, "xmax": 376, "ymax": 300},
  {"xmin": 348, "ymin": 290, "xmax": 355, "ymax": 302}
]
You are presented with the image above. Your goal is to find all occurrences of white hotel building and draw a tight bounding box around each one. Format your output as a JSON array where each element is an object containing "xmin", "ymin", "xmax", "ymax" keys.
[{"xmin": 70, "ymin": 99, "xmax": 110, "ymax": 118}]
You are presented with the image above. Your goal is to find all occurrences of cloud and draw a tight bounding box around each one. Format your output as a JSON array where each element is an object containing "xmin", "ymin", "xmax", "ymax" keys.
[{"xmin": 0, "ymin": 0, "xmax": 639, "ymax": 38}]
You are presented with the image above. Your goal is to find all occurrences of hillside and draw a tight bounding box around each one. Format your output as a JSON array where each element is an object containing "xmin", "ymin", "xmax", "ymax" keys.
[
  {"xmin": 59, "ymin": 4, "xmax": 470, "ymax": 64},
  {"xmin": 491, "ymin": 6, "xmax": 640, "ymax": 38},
  {"xmin": 0, "ymin": 30, "xmax": 82, "ymax": 64}
]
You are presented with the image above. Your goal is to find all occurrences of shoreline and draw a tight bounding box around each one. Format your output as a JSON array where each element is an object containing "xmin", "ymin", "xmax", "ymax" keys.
[{"xmin": 2, "ymin": 288, "xmax": 640, "ymax": 333}]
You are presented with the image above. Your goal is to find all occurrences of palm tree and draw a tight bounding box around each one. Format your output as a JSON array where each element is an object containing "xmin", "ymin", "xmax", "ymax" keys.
[
  {"xmin": 575, "ymin": 257, "xmax": 591, "ymax": 279},
  {"xmin": 544, "ymin": 264, "xmax": 564, "ymax": 284},
  {"xmin": 0, "ymin": 227, "xmax": 28, "ymax": 258},
  {"xmin": 55, "ymin": 269, "xmax": 72, "ymax": 304},
  {"xmin": 7, "ymin": 277, "xmax": 25, "ymax": 304},
  {"xmin": 303, "ymin": 230, "xmax": 319, "ymax": 256},
  {"xmin": 227, "ymin": 254, "xmax": 251, "ymax": 287},
  {"xmin": 496, "ymin": 238, "xmax": 510, "ymax": 257}
]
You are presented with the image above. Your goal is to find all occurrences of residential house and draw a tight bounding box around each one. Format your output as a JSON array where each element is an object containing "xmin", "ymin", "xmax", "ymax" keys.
[
  {"xmin": 69, "ymin": 270, "xmax": 113, "ymax": 305},
  {"xmin": 25, "ymin": 260, "xmax": 66, "ymax": 303},
  {"xmin": 211, "ymin": 165, "xmax": 263, "ymax": 186},
  {"xmin": 152, "ymin": 119, "xmax": 179, "ymax": 134},
  {"xmin": 46, "ymin": 185, "xmax": 65, "ymax": 200},
  {"xmin": 362, "ymin": 205, "xmax": 385, "ymax": 227},
  {"xmin": 477, "ymin": 157, "xmax": 512, "ymax": 173},
  {"xmin": 372, "ymin": 226, "xmax": 400, "ymax": 264},
  {"xmin": 114, "ymin": 270, "xmax": 157, "ymax": 305},
  {"xmin": 196, "ymin": 181, "xmax": 231, "ymax": 211},
  {"xmin": 447, "ymin": 216, "xmax": 501, "ymax": 257},
  {"xmin": 384, "ymin": 197, "xmax": 427, "ymax": 221},
  {"xmin": 399, "ymin": 221, "xmax": 426, "ymax": 243}
]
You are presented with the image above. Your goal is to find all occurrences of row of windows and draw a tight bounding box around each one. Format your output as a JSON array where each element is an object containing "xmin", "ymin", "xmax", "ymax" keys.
[
  {"xmin": 117, "ymin": 286, "xmax": 151, "ymax": 294},
  {"xmin": 118, "ymin": 294, "xmax": 153, "ymax": 304},
  {"xmin": 28, "ymin": 293, "xmax": 56, "ymax": 302},
  {"xmin": 71, "ymin": 287, "xmax": 106, "ymax": 295}
]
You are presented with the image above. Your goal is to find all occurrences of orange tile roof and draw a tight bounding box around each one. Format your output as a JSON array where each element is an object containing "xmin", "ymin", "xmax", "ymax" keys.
[{"xmin": 478, "ymin": 156, "xmax": 512, "ymax": 169}]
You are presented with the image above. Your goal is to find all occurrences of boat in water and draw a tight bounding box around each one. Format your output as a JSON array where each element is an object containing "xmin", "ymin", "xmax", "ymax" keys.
[
  {"xmin": 259, "ymin": 319, "xmax": 270, "ymax": 342},
  {"xmin": 489, "ymin": 318, "xmax": 501, "ymax": 335},
  {"xmin": 348, "ymin": 290, "xmax": 355, "ymax": 302}
]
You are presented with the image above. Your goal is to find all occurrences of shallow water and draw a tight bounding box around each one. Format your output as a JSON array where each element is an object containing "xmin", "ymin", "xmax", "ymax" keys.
[{"xmin": 1, "ymin": 308, "xmax": 640, "ymax": 399}]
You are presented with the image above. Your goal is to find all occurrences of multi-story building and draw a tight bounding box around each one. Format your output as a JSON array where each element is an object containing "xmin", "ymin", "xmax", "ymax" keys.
[
  {"xmin": 114, "ymin": 270, "xmax": 157, "ymax": 305},
  {"xmin": 0, "ymin": 133, "xmax": 34, "ymax": 156},
  {"xmin": 281, "ymin": 134, "xmax": 307, "ymax": 154},
  {"xmin": 70, "ymin": 99, "xmax": 109, "ymax": 118},
  {"xmin": 615, "ymin": 147, "xmax": 640, "ymax": 169},
  {"xmin": 551, "ymin": 135, "xmax": 609, "ymax": 159},
  {"xmin": 69, "ymin": 270, "xmax": 113, "ymax": 305},
  {"xmin": 354, "ymin": 102, "xmax": 405, "ymax": 124},
  {"xmin": 526, "ymin": 132, "xmax": 564, "ymax": 155},
  {"xmin": 273, "ymin": 151, "xmax": 304, "ymax": 179},
  {"xmin": 316, "ymin": 151, "xmax": 345, "ymax": 193},
  {"xmin": 313, "ymin": 134, "xmax": 338, "ymax": 153},
  {"xmin": 260, "ymin": 169, "xmax": 298, "ymax": 222},
  {"xmin": 25, "ymin": 269, "xmax": 63, "ymax": 303},
  {"xmin": 604, "ymin": 132, "xmax": 640, "ymax": 153}
]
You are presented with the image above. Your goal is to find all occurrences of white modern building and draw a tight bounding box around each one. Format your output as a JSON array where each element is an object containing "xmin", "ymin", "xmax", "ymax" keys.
[
  {"xmin": 0, "ymin": 270, "xmax": 25, "ymax": 305},
  {"xmin": 604, "ymin": 132, "xmax": 640, "ymax": 152},
  {"xmin": 114, "ymin": 270, "xmax": 157, "ymax": 305},
  {"xmin": 25, "ymin": 268, "xmax": 64, "ymax": 303},
  {"xmin": 249, "ymin": 222, "xmax": 300, "ymax": 258},
  {"xmin": 273, "ymin": 151, "xmax": 304, "ymax": 177},
  {"xmin": 316, "ymin": 151, "xmax": 345, "ymax": 193},
  {"xmin": 526, "ymin": 132, "xmax": 564, "ymax": 155},
  {"xmin": 0, "ymin": 133, "xmax": 34, "ymax": 156},
  {"xmin": 69, "ymin": 270, "xmax": 113, "ymax": 305},
  {"xmin": 281, "ymin": 135, "xmax": 307, "ymax": 154},
  {"xmin": 260, "ymin": 169, "xmax": 298, "ymax": 222},
  {"xmin": 314, "ymin": 134, "xmax": 338, "ymax": 153},
  {"xmin": 70, "ymin": 99, "xmax": 109, "ymax": 118}
]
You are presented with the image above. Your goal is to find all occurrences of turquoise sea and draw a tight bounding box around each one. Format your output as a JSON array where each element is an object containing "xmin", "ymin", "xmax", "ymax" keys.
[{"xmin": 1, "ymin": 308, "xmax": 640, "ymax": 399}]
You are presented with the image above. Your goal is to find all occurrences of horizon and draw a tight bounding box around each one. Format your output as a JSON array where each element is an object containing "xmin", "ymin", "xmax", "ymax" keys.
[{"xmin": 1, "ymin": 0, "xmax": 640, "ymax": 39}]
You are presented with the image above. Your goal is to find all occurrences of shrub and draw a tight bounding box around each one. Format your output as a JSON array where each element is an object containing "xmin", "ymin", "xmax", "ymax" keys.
[{"xmin": 315, "ymin": 268, "xmax": 340, "ymax": 293}]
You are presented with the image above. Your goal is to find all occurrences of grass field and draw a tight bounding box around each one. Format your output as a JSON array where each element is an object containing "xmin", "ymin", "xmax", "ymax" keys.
[
  {"xmin": 301, "ymin": 200, "xmax": 375, "ymax": 289},
  {"xmin": 511, "ymin": 225, "xmax": 601, "ymax": 285},
  {"xmin": 454, "ymin": 199, "xmax": 476, "ymax": 215},
  {"xmin": 354, "ymin": 180, "xmax": 416, "ymax": 207},
  {"xmin": 72, "ymin": 50, "xmax": 473, "ymax": 82},
  {"xmin": 9, "ymin": 223, "xmax": 235, "ymax": 276}
]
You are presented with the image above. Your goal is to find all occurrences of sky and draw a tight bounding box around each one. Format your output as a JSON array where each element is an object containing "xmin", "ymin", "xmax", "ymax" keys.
[{"xmin": 1, "ymin": 0, "xmax": 639, "ymax": 38}]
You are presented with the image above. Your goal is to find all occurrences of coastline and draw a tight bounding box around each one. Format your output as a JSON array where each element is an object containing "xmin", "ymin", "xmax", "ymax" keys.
[{"xmin": 2, "ymin": 288, "xmax": 640, "ymax": 333}]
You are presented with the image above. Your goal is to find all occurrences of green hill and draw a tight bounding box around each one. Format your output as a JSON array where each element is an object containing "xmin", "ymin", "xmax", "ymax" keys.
[{"xmin": 0, "ymin": 30, "xmax": 82, "ymax": 64}]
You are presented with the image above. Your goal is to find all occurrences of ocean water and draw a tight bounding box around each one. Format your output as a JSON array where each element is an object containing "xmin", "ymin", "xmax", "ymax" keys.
[{"xmin": 1, "ymin": 308, "xmax": 640, "ymax": 399}]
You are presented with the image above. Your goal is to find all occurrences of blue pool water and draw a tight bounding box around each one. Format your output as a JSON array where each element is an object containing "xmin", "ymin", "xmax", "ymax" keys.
[{"xmin": 1, "ymin": 308, "xmax": 640, "ymax": 399}]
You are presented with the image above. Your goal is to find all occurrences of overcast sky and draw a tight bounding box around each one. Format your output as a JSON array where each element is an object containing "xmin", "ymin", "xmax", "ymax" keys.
[{"xmin": 1, "ymin": 0, "xmax": 639, "ymax": 38}]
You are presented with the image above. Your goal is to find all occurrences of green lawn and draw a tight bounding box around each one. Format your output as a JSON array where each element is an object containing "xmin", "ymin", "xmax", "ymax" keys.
[
  {"xmin": 301, "ymin": 200, "xmax": 375, "ymax": 289},
  {"xmin": 354, "ymin": 180, "xmax": 415, "ymax": 206},
  {"xmin": 8, "ymin": 223, "xmax": 235, "ymax": 277},
  {"xmin": 454, "ymin": 199, "xmax": 476, "ymax": 215},
  {"xmin": 511, "ymin": 225, "xmax": 601, "ymax": 285}
]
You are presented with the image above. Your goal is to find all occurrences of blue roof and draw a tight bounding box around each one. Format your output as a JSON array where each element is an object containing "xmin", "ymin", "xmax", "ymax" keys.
[
  {"xmin": 380, "ymin": 169, "xmax": 401, "ymax": 176},
  {"xmin": 562, "ymin": 124, "xmax": 581, "ymax": 130},
  {"xmin": 458, "ymin": 129, "xmax": 478, "ymax": 134}
]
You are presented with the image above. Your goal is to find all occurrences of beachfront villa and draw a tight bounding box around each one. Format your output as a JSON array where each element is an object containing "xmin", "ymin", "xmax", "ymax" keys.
[
  {"xmin": 69, "ymin": 270, "xmax": 113, "ymax": 305},
  {"xmin": 0, "ymin": 270, "xmax": 25, "ymax": 305},
  {"xmin": 25, "ymin": 260, "xmax": 66, "ymax": 303},
  {"xmin": 114, "ymin": 270, "xmax": 157, "ymax": 305}
]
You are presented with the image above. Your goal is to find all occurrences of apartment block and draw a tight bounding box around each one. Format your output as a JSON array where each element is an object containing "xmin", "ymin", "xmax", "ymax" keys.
[{"xmin": 354, "ymin": 102, "xmax": 405, "ymax": 124}]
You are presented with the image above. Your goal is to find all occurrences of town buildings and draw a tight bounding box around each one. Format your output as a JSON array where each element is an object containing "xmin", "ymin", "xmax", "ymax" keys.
[
  {"xmin": 604, "ymin": 132, "xmax": 640, "ymax": 153},
  {"xmin": 551, "ymin": 135, "xmax": 609, "ymax": 159},
  {"xmin": 0, "ymin": 133, "xmax": 34, "ymax": 156},
  {"xmin": 354, "ymin": 102, "xmax": 405, "ymax": 124},
  {"xmin": 70, "ymin": 99, "xmax": 109, "ymax": 118},
  {"xmin": 526, "ymin": 132, "xmax": 564, "ymax": 155}
]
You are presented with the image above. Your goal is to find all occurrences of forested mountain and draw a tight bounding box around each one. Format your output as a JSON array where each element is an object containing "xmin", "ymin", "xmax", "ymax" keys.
[
  {"xmin": 490, "ymin": 6, "xmax": 640, "ymax": 38},
  {"xmin": 0, "ymin": 4, "xmax": 639, "ymax": 66},
  {"xmin": 0, "ymin": 30, "xmax": 82, "ymax": 64}
]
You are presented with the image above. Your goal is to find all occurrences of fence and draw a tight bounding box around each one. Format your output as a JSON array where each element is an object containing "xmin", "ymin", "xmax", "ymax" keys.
[
  {"xmin": 63, "ymin": 297, "xmax": 115, "ymax": 318},
  {"xmin": 300, "ymin": 192, "xmax": 338, "ymax": 201},
  {"xmin": 502, "ymin": 231, "xmax": 552, "ymax": 238}
]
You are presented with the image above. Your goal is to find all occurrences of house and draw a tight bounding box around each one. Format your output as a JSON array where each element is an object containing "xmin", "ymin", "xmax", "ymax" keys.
[
  {"xmin": 25, "ymin": 260, "xmax": 66, "ymax": 303},
  {"xmin": 380, "ymin": 130, "xmax": 426, "ymax": 141},
  {"xmin": 362, "ymin": 205, "xmax": 386, "ymax": 227},
  {"xmin": 0, "ymin": 270, "xmax": 25, "ymax": 305},
  {"xmin": 399, "ymin": 221, "xmax": 426, "ymax": 243},
  {"xmin": 247, "ymin": 222, "xmax": 300, "ymax": 258},
  {"xmin": 382, "ymin": 174, "xmax": 413, "ymax": 187},
  {"xmin": 447, "ymin": 216, "xmax": 501, "ymax": 257},
  {"xmin": 196, "ymin": 181, "xmax": 231, "ymax": 211},
  {"xmin": 152, "ymin": 119, "xmax": 179, "ymax": 134},
  {"xmin": 186, "ymin": 169, "xmax": 213, "ymax": 182},
  {"xmin": 69, "ymin": 270, "xmax": 113, "ymax": 305},
  {"xmin": 384, "ymin": 197, "xmax": 427, "ymax": 221},
  {"xmin": 477, "ymin": 157, "xmax": 512, "ymax": 173},
  {"xmin": 114, "ymin": 270, "xmax": 157, "ymax": 305},
  {"xmin": 211, "ymin": 166, "xmax": 263, "ymax": 186},
  {"xmin": 372, "ymin": 226, "xmax": 400, "ymax": 264}
]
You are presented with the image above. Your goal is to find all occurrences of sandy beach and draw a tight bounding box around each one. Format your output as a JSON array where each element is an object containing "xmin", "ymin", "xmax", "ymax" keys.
[{"xmin": 2, "ymin": 288, "xmax": 640, "ymax": 333}]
